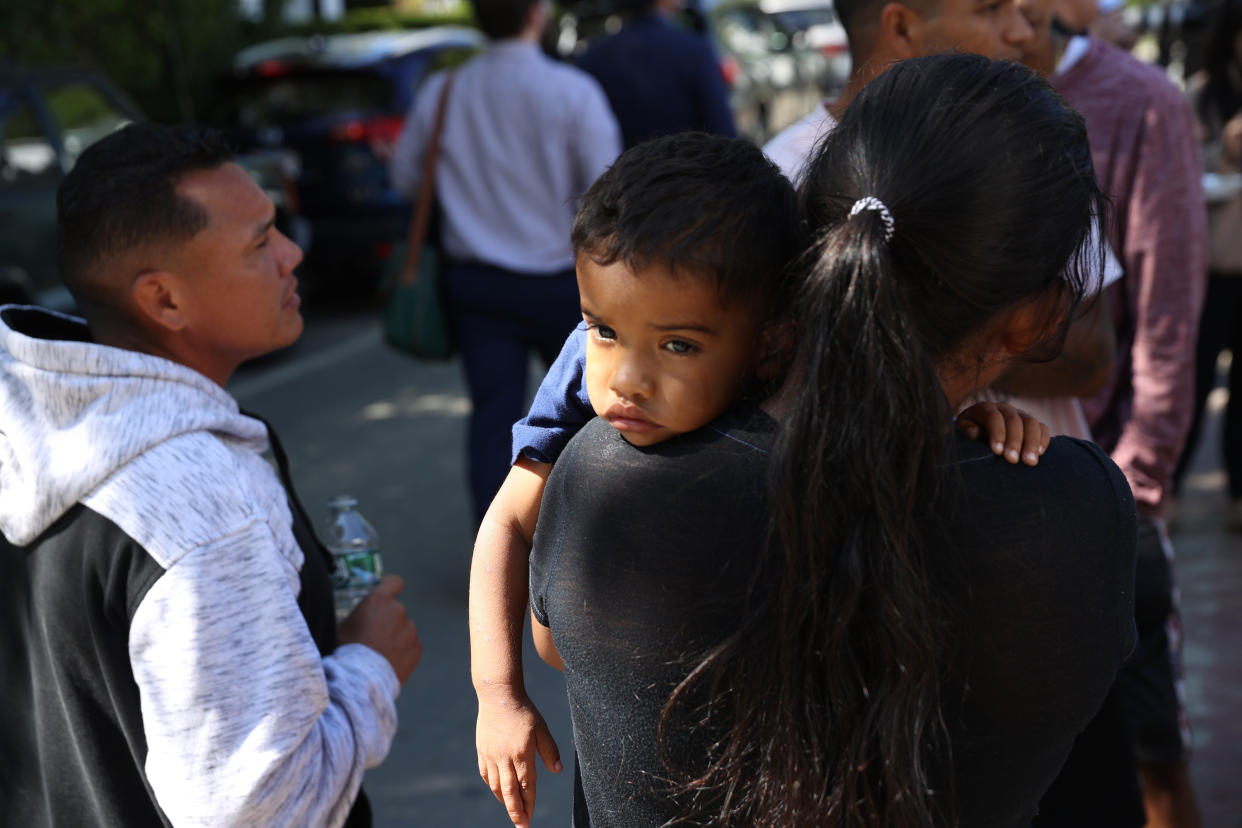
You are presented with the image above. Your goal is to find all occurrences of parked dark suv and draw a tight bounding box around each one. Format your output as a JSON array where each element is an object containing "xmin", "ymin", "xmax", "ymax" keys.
[
  {"xmin": 213, "ymin": 27, "xmax": 483, "ymax": 293},
  {"xmin": 0, "ymin": 65, "xmax": 138, "ymax": 310}
]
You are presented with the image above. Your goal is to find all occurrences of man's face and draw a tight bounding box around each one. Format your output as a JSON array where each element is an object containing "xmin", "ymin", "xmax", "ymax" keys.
[
  {"xmin": 1015, "ymin": 0, "xmax": 1057, "ymax": 75},
  {"xmin": 172, "ymin": 163, "xmax": 304, "ymax": 379},
  {"xmin": 919, "ymin": 0, "xmax": 1034, "ymax": 62}
]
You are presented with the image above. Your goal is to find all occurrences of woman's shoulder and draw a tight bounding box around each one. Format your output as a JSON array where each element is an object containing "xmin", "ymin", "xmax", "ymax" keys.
[
  {"xmin": 563, "ymin": 405, "xmax": 775, "ymax": 471},
  {"xmin": 944, "ymin": 432, "xmax": 1136, "ymax": 569},
  {"xmin": 547, "ymin": 407, "xmax": 775, "ymax": 525},
  {"xmin": 950, "ymin": 432, "xmax": 1130, "ymax": 506},
  {"xmin": 1032, "ymin": 435, "xmax": 1132, "ymax": 505}
]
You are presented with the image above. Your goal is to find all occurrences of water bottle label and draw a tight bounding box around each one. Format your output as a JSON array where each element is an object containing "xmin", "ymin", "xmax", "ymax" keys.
[{"xmin": 333, "ymin": 548, "xmax": 382, "ymax": 588}]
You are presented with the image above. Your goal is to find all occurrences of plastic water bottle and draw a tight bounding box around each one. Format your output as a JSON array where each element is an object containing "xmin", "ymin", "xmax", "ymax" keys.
[{"xmin": 322, "ymin": 495, "xmax": 383, "ymax": 622}]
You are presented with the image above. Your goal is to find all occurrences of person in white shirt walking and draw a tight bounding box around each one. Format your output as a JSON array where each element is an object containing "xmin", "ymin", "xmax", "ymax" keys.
[{"xmin": 391, "ymin": 0, "xmax": 621, "ymax": 522}]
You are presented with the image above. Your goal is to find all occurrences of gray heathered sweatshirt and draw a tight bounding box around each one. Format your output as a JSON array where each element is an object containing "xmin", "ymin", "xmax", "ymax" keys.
[{"xmin": 0, "ymin": 306, "xmax": 398, "ymax": 826}]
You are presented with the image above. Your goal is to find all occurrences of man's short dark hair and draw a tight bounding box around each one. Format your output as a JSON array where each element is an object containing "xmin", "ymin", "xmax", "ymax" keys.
[
  {"xmin": 571, "ymin": 132, "xmax": 804, "ymax": 320},
  {"xmin": 56, "ymin": 123, "xmax": 233, "ymax": 300},
  {"xmin": 834, "ymin": 0, "xmax": 932, "ymax": 53},
  {"xmin": 469, "ymin": 0, "xmax": 541, "ymax": 39}
]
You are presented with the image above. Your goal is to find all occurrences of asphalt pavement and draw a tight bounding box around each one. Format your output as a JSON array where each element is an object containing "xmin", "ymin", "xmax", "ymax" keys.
[
  {"xmin": 1167, "ymin": 383, "xmax": 1242, "ymax": 828},
  {"xmin": 230, "ymin": 303, "xmax": 1240, "ymax": 828}
]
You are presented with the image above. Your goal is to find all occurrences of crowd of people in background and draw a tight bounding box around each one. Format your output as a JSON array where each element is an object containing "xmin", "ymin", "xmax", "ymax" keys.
[{"xmin": 1, "ymin": 0, "xmax": 1235, "ymax": 824}]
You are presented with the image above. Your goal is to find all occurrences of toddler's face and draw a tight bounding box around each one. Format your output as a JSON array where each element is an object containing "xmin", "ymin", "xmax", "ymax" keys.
[{"xmin": 576, "ymin": 255, "xmax": 763, "ymax": 447}]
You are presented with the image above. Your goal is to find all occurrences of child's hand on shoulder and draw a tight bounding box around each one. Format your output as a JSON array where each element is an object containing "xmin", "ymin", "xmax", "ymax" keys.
[{"xmin": 956, "ymin": 401, "xmax": 1050, "ymax": 466}]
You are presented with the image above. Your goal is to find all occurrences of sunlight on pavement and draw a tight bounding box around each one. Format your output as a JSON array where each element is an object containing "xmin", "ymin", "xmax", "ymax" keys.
[{"xmin": 360, "ymin": 393, "xmax": 471, "ymax": 421}]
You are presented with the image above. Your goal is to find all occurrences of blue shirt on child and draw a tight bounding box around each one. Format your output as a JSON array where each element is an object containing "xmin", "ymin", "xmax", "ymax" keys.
[{"xmin": 511, "ymin": 323, "xmax": 593, "ymax": 465}]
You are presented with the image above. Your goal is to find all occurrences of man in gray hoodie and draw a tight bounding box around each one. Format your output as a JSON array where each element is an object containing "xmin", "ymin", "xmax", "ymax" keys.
[{"xmin": 0, "ymin": 123, "xmax": 421, "ymax": 827}]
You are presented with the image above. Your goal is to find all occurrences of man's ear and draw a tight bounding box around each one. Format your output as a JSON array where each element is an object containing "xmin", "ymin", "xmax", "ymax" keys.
[
  {"xmin": 877, "ymin": 1, "xmax": 927, "ymax": 59},
  {"xmin": 756, "ymin": 319, "xmax": 796, "ymax": 380},
  {"xmin": 131, "ymin": 271, "xmax": 190, "ymax": 333}
]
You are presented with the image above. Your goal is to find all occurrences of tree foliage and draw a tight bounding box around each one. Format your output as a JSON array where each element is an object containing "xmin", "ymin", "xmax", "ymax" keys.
[
  {"xmin": 0, "ymin": 0, "xmax": 248, "ymax": 123},
  {"xmin": 0, "ymin": 1, "xmax": 474, "ymax": 123}
]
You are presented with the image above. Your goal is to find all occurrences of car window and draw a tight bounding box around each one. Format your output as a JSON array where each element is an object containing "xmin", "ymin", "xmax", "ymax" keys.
[
  {"xmin": 0, "ymin": 100, "xmax": 59, "ymax": 191},
  {"xmin": 41, "ymin": 82, "xmax": 131, "ymax": 169}
]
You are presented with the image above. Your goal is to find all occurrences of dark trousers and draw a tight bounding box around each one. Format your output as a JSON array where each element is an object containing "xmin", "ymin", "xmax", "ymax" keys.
[
  {"xmin": 1174, "ymin": 273, "xmax": 1242, "ymax": 496},
  {"xmin": 443, "ymin": 261, "xmax": 581, "ymax": 523}
]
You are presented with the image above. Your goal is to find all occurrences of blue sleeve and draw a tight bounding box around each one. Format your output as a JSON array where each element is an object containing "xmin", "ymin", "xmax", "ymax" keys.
[{"xmin": 510, "ymin": 323, "xmax": 594, "ymax": 465}]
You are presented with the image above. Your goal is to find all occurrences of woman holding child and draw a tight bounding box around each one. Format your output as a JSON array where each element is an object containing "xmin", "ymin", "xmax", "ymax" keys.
[{"xmin": 516, "ymin": 54, "xmax": 1135, "ymax": 827}]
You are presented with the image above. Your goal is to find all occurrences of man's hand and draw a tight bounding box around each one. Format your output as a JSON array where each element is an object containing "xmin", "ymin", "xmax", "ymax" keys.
[
  {"xmin": 476, "ymin": 688, "xmax": 563, "ymax": 828},
  {"xmin": 957, "ymin": 401, "xmax": 1050, "ymax": 466},
  {"xmin": 338, "ymin": 575, "xmax": 422, "ymax": 685}
]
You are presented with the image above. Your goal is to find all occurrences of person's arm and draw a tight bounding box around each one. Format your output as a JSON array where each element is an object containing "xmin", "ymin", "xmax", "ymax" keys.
[
  {"xmin": 130, "ymin": 521, "xmax": 406, "ymax": 827},
  {"xmin": 1109, "ymin": 85, "xmax": 1208, "ymax": 514},
  {"xmin": 569, "ymin": 77, "xmax": 622, "ymax": 195},
  {"xmin": 470, "ymin": 458, "xmax": 563, "ymax": 828},
  {"xmin": 470, "ymin": 328, "xmax": 591, "ymax": 828},
  {"xmin": 994, "ymin": 288, "xmax": 1116, "ymax": 398},
  {"xmin": 388, "ymin": 73, "xmax": 442, "ymax": 198}
]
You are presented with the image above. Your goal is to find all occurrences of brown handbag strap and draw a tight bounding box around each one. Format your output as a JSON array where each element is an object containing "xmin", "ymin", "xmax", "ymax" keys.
[{"xmin": 401, "ymin": 72, "xmax": 455, "ymax": 286}]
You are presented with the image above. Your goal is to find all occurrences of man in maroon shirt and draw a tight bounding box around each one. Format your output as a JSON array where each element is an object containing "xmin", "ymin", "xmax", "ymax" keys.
[{"xmin": 1019, "ymin": 1, "xmax": 1207, "ymax": 825}]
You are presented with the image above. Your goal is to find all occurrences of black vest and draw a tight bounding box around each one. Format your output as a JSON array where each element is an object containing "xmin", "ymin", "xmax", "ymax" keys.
[{"xmin": 0, "ymin": 417, "xmax": 372, "ymax": 827}]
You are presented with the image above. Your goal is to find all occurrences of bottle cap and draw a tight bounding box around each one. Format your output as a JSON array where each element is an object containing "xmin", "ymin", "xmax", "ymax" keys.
[{"xmin": 329, "ymin": 494, "xmax": 358, "ymax": 510}]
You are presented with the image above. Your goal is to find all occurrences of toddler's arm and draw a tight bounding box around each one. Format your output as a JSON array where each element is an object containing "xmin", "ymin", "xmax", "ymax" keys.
[
  {"xmin": 470, "ymin": 459, "xmax": 561, "ymax": 828},
  {"xmin": 469, "ymin": 326, "xmax": 590, "ymax": 828}
]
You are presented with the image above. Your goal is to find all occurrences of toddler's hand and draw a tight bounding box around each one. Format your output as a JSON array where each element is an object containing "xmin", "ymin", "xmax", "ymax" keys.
[
  {"xmin": 956, "ymin": 401, "xmax": 1049, "ymax": 466},
  {"xmin": 476, "ymin": 690, "xmax": 563, "ymax": 828}
]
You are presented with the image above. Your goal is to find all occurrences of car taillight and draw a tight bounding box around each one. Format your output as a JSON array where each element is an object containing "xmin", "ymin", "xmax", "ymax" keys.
[
  {"xmin": 720, "ymin": 55, "xmax": 740, "ymax": 87},
  {"xmin": 330, "ymin": 115, "xmax": 405, "ymax": 144},
  {"xmin": 254, "ymin": 60, "xmax": 289, "ymax": 77}
]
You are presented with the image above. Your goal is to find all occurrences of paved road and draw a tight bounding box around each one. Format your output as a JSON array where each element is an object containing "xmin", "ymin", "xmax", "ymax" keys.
[
  {"xmin": 1167, "ymin": 382, "xmax": 1242, "ymax": 828},
  {"xmin": 230, "ymin": 303, "xmax": 1241, "ymax": 827}
]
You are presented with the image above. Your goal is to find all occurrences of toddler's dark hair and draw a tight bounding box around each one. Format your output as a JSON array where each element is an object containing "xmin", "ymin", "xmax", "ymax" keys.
[{"xmin": 571, "ymin": 132, "xmax": 804, "ymax": 322}]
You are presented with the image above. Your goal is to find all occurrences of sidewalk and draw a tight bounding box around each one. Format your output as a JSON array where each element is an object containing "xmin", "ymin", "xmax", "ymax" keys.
[{"xmin": 1167, "ymin": 386, "xmax": 1242, "ymax": 827}]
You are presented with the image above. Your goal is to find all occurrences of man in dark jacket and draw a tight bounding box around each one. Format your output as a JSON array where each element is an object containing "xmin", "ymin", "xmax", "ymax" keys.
[{"xmin": 577, "ymin": 0, "xmax": 737, "ymax": 148}]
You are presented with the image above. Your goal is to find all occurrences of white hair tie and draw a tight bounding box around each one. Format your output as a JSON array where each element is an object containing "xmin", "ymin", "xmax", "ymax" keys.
[{"xmin": 848, "ymin": 196, "xmax": 895, "ymax": 242}]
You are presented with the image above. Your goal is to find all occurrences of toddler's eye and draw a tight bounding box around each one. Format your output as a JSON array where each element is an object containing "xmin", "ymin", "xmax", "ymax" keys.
[
  {"xmin": 663, "ymin": 339, "xmax": 698, "ymax": 355},
  {"xmin": 589, "ymin": 323, "xmax": 617, "ymax": 341}
]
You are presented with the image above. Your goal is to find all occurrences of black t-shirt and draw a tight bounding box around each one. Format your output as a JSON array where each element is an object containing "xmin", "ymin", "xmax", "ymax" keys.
[{"xmin": 530, "ymin": 407, "xmax": 1138, "ymax": 828}]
